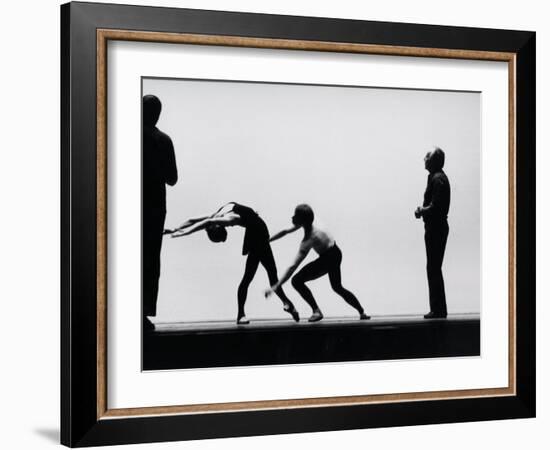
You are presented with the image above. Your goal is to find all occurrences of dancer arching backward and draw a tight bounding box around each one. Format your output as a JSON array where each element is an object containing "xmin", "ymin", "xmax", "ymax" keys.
[
  {"xmin": 265, "ymin": 204, "xmax": 369, "ymax": 322},
  {"xmin": 167, "ymin": 202, "xmax": 300, "ymax": 325}
]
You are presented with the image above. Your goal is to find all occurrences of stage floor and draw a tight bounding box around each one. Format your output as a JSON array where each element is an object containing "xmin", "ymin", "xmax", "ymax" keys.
[
  {"xmin": 151, "ymin": 313, "xmax": 479, "ymax": 334},
  {"xmin": 144, "ymin": 313, "xmax": 480, "ymax": 371}
]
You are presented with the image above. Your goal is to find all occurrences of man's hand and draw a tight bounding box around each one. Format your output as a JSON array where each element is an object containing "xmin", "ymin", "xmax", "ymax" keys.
[
  {"xmin": 414, "ymin": 207, "xmax": 423, "ymax": 219},
  {"xmin": 264, "ymin": 286, "xmax": 276, "ymax": 298}
]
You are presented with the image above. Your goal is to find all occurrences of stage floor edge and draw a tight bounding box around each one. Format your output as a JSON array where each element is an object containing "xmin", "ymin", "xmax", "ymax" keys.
[{"xmin": 143, "ymin": 314, "xmax": 480, "ymax": 371}]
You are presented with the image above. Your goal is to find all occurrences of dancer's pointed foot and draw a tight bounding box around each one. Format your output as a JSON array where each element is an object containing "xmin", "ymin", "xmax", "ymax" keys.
[
  {"xmin": 359, "ymin": 312, "xmax": 371, "ymax": 320},
  {"xmin": 308, "ymin": 310, "xmax": 324, "ymax": 323},
  {"xmin": 283, "ymin": 303, "xmax": 300, "ymax": 322},
  {"xmin": 237, "ymin": 315, "xmax": 250, "ymax": 325}
]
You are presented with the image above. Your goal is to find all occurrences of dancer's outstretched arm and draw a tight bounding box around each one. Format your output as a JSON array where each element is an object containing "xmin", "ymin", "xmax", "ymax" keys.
[
  {"xmin": 169, "ymin": 203, "xmax": 237, "ymax": 233},
  {"xmin": 265, "ymin": 243, "xmax": 310, "ymax": 296},
  {"xmin": 164, "ymin": 216, "xmax": 209, "ymax": 235},
  {"xmin": 269, "ymin": 225, "xmax": 300, "ymax": 242},
  {"xmin": 175, "ymin": 216, "xmax": 210, "ymax": 231},
  {"xmin": 171, "ymin": 214, "xmax": 240, "ymax": 238},
  {"xmin": 211, "ymin": 202, "xmax": 236, "ymax": 217}
]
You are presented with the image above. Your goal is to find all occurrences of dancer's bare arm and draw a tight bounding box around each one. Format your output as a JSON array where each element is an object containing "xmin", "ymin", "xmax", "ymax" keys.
[
  {"xmin": 269, "ymin": 225, "xmax": 300, "ymax": 242},
  {"xmin": 171, "ymin": 214, "xmax": 240, "ymax": 238},
  {"xmin": 173, "ymin": 216, "xmax": 210, "ymax": 231},
  {"xmin": 265, "ymin": 242, "xmax": 311, "ymax": 296},
  {"xmin": 170, "ymin": 202, "xmax": 237, "ymax": 233},
  {"xmin": 164, "ymin": 216, "xmax": 210, "ymax": 235}
]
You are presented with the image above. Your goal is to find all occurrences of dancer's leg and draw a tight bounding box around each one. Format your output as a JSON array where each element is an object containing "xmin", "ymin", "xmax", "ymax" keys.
[
  {"xmin": 327, "ymin": 248, "xmax": 367, "ymax": 318},
  {"xmin": 291, "ymin": 258, "xmax": 328, "ymax": 319},
  {"xmin": 237, "ymin": 253, "xmax": 260, "ymax": 322},
  {"xmin": 260, "ymin": 247, "xmax": 294, "ymax": 305},
  {"xmin": 259, "ymin": 247, "xmax": 299, "ymax": 321}
]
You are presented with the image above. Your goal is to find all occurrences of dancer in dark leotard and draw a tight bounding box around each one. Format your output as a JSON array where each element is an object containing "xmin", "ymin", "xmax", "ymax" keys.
[{"xmin": 167, "ymin": 202, "xmax": 300, "ymax": 324}]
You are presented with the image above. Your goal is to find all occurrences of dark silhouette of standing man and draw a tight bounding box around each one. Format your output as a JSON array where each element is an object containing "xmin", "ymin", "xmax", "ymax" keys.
[
  {"xmin": 143, "ymin": 95, "xmax": 178, "ymax": 331},
  {"xmin": 415, "ymin": 147, "xmax": 450, "ymax": 319}
]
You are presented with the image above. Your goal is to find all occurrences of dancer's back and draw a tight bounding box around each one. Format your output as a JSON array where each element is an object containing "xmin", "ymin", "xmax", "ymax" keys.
[{"xmin": 301, "ymin": 225, "xmax": 335, "ymax": 255}]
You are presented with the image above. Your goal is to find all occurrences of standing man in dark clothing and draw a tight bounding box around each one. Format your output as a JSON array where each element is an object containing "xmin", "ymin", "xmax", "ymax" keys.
[
  {"xmin": 143, "ymin": 95, "xmax": 178, "ymax": 331},
  {"xmin": 415, "ymin": 147, "xmax": 451, "ymax": 319}
]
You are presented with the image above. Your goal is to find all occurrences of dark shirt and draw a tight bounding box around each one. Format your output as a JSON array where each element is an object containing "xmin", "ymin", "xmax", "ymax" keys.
[
  {"xmin": 422, "ymin": 171, "xmax": 450, "ymax": 224},
  {"xmin": 143, "ymin": 126, "xmax": 178, "ymax": 212}
]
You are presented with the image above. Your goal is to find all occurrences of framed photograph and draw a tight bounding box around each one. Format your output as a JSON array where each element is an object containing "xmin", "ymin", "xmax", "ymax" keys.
[{"xmin": 61, "ymin": 1, "xmax": 535, "ymax": 447}]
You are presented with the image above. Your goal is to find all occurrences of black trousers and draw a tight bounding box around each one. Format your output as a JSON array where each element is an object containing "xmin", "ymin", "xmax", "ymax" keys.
[
  {"xmin": 143, "ymin": 208, "xmax": 166, "ymax": 317},
  {"xmin": 424, "ymin": 221, "xmax": 449, "ymax": 316},
  {"xmin": 291, "ymin": 244, "xmax": 364, "ymax": 313}
]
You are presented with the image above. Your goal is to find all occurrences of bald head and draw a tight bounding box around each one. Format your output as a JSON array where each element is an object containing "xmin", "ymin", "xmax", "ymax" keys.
[{"xmin": 425, "ymin": 147, "xmax": 445, "ymax": 173}]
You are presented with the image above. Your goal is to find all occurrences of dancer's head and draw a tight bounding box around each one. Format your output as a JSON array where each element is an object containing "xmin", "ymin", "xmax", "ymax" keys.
[
  {"xmin": 424, "ymin": 147, "xmax": 445, "ymax": 173},
  {"xmin": 292, "ymin": 204, "xmax": 314, "ymax": 228},
  {"xmin": 143, "ymin": 95, "xmax": 162, "ymax": 127},
  {"xmin": 206, "ymin": 225, "xmax": 227, "ymax": 243}
]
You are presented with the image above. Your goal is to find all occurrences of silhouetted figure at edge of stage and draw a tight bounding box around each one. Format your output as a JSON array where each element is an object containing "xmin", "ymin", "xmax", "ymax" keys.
[
  {"xmin": 415, "ymin": 147, "xmax": 451, "ymax": 319},
  {"xmin": 143, "ymin": 95, "xmax": 178, "ymax": 332},
  {"xmin": 265, "ymin": 204, "xmax": 369, "ymax": 323},
  {"xmin": 167, "ymin": 202, "xmax": 300, "ymax": 325}
]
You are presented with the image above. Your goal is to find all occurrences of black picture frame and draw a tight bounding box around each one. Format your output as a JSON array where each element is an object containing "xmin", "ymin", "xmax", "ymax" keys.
[{"xmin": 61, "ymin": 1, "xmax": 535, "ymax": 447}]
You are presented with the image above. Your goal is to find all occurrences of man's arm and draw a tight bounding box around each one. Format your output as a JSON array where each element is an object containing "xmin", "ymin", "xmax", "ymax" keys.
[
  {"xmin": 416, "ymin": 176, "xmax": 445, "ymax": 219},
  {"xmin": 266, "ymin": 243, "xmax": 310, "ymax": 295},
  {"xmin": 269, "ymin": 225, "xmax": 300, "ymax": 242},
  {"xmin": 163, "ymin": 135, "xmax": 178, "ymax": 186},
  {"xmin": 419, "ymin": 177, "xmax": 445, "ymax": 218}
]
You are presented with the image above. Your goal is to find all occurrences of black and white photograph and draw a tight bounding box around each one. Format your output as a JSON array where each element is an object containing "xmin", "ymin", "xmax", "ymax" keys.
[
  {"xmin": 54, "ymin": 1, "xmax": 537, "ymax": 447},
  {"xmin": 141, "ymin": 77, "xmax": 481, "ymax": 370}
]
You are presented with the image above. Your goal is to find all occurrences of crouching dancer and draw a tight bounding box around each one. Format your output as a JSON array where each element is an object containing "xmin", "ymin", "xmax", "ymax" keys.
[{"xmin": 265, "ymin": 204, "xmax": 369, "ymax": 322}]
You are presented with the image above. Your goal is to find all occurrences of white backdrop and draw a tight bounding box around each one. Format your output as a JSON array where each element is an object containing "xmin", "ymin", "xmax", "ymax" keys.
[
  {"xmin": 144, "ymin": 77, "xmax": 481, "ymax": 322},
  {"xmin": 0, "ymin": 0, "xmax": 547, "ymax": 449}
]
